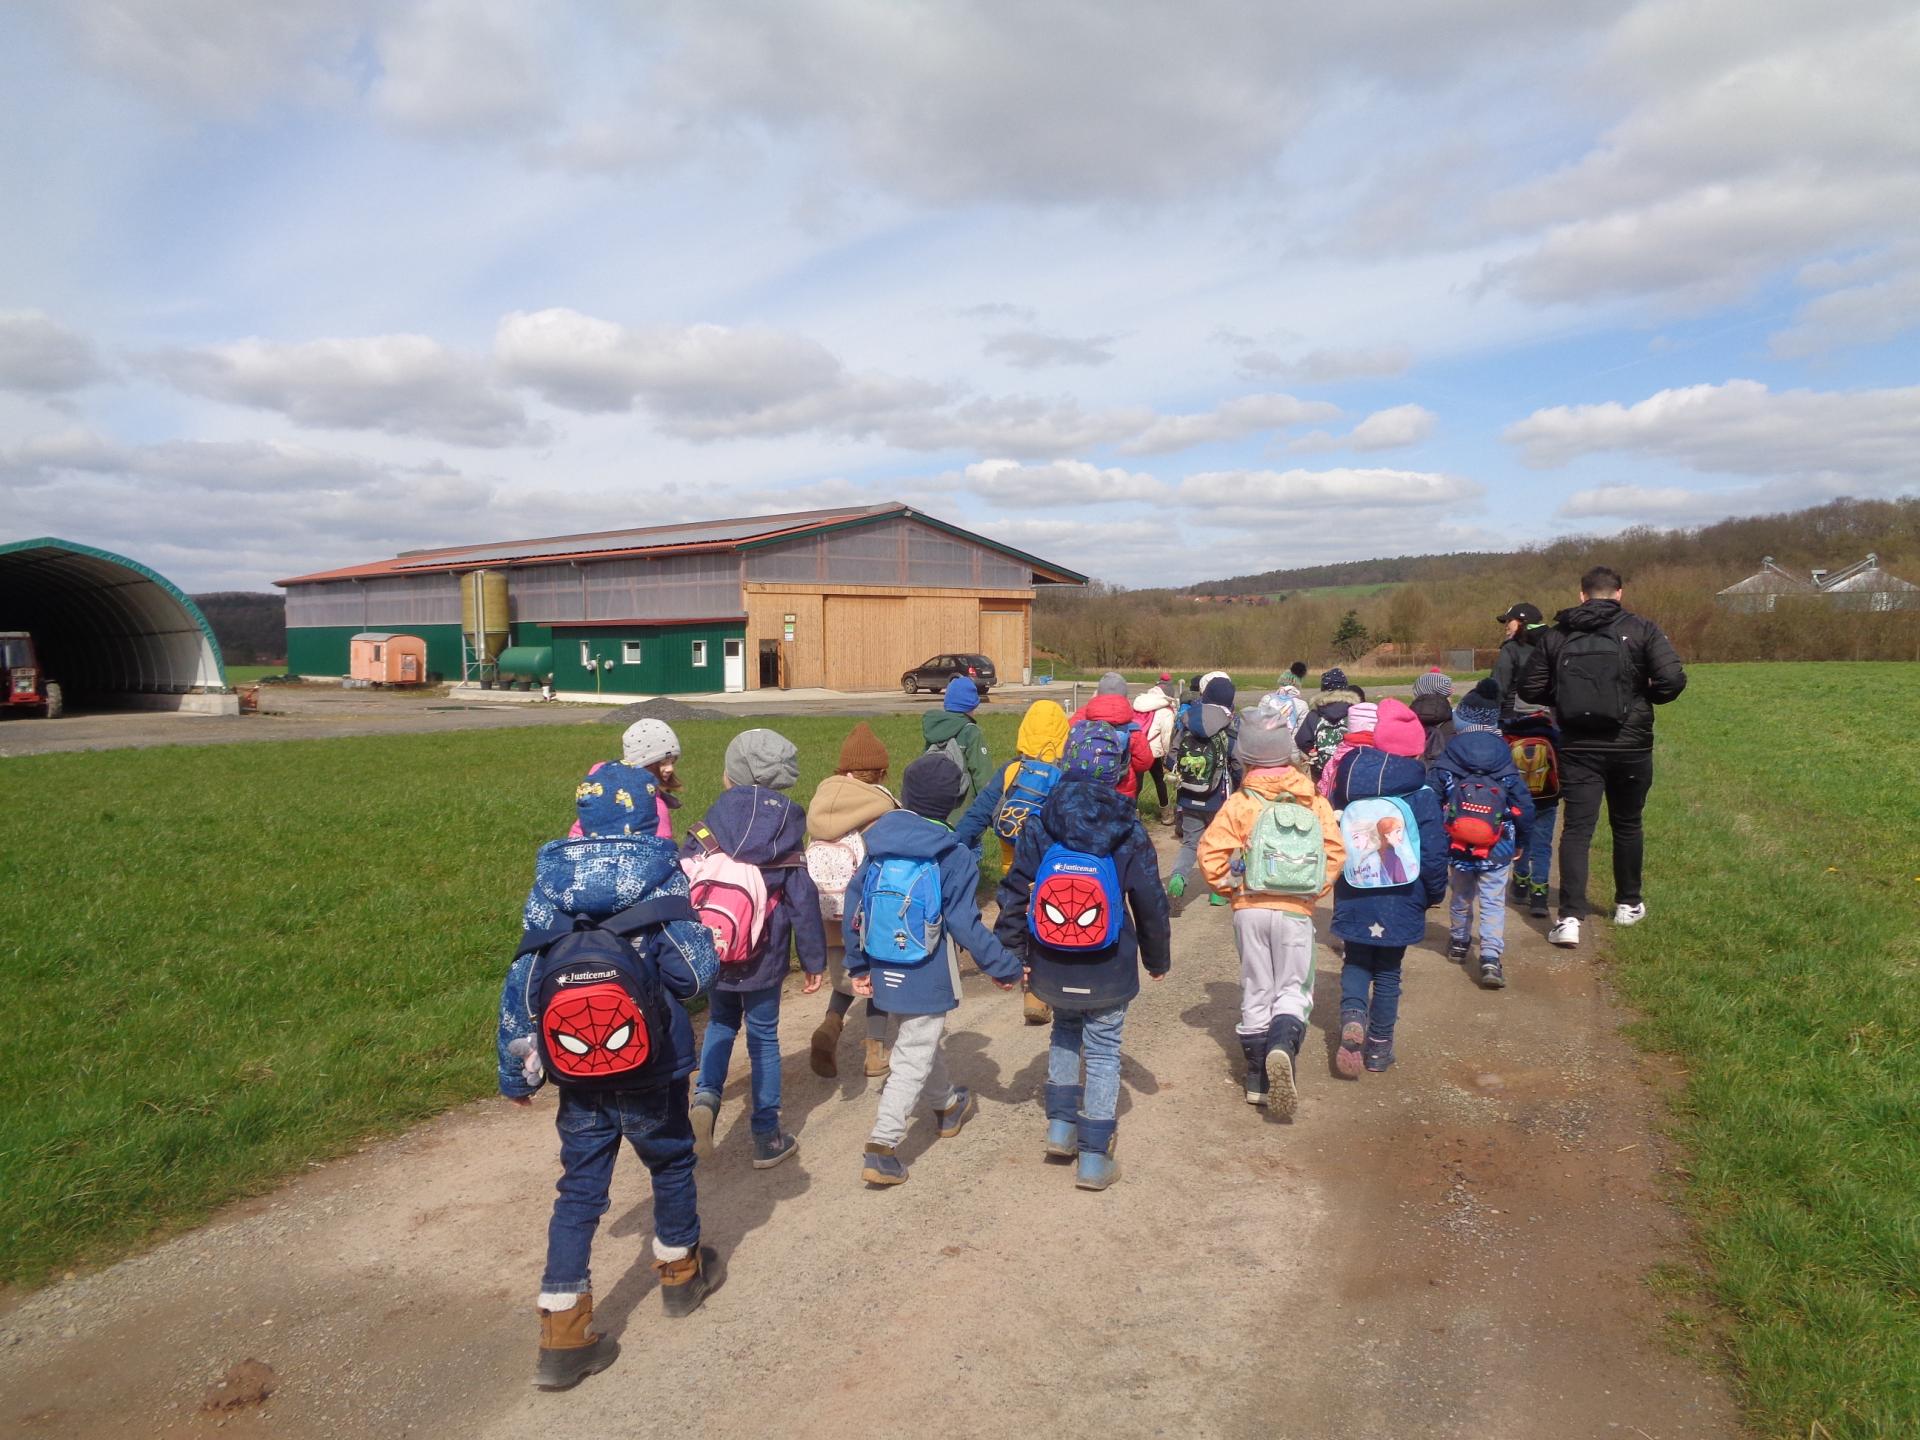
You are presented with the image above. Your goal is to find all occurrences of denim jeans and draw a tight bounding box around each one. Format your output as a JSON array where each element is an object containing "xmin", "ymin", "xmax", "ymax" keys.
[
  {"xmin": 1449, "ymin": 865, "xmax": 1510, "ymax": 960},
  {"xmin": 1514, "ymin": 799, "xmax": 1559, "ymax": 891},
  {"xmin": 696, "ymin": 984, "xmax": 783, "ymax": 1136},
  {"xmin": 544, "ymin": 1080, "xmax": 698, "ymax": 1294},
  {"xmin": 1340, "ymin": 943, "xmax": 1405, "ymax": 1041},
  {"xmin": 1048, "ymin": 1004, "xmax": 1129, "ymax": 1123},
  {"xmin": 1557, "ymin": 749, "xmax": 1655, "ymax": 920}
]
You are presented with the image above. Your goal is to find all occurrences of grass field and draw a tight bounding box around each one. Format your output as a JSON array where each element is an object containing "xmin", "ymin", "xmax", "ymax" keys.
[
  {"xmin": 222, "ymin": 665, "xmax": 285, "ymax": 685},
  {"xmin": 1603, "ymin": 662, "xmax": 1920, "ymax": 1438},
  {"xmin": 0, "ymin": 712, "xmax": 1021, "ymax": 1289}
]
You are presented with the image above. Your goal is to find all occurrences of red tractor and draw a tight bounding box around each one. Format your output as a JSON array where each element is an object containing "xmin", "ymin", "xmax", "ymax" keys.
[{"xmin": 1, "ymin": 632, "xmax": 63, "ymax": 718}]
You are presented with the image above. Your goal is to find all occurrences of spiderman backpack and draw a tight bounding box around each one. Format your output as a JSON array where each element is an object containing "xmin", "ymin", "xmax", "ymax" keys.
[
  {"xmin": 994, "ymin": 758, "xmax": 1062, "ymax": 842},
  {"xmin": 517, "ymin": 896, "xmax": 691, "ymax": 1090},
  {"xmin": 1443, "ymin": 773, "xmax": 1509, "ymax": 860},
  {"xmin": 1029, "ymin": 845, "xmax": 1123, "ymax": 952}
]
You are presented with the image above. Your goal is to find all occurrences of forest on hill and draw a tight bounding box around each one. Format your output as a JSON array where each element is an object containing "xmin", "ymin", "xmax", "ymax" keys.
[
  {"xmin": 1036, "ymin": 497, "xmax": 1920, "ymax": 671},
  {"xmin": 192, "ymin": 592, "xmax": 286, "ymax": 666}
]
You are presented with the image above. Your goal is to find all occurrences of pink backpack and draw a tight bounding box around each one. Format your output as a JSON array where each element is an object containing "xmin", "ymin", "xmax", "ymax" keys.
[{"xmin": 680, "ymin": 823, "xmax": 800, "ymax": 965}]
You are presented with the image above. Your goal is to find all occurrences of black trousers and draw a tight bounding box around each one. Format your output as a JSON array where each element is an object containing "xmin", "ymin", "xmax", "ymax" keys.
[
  {"xmin": 1556, "ymin": 748, "xmax": 1655, "ymax": 920},
  {"xmin": 1146, "ymin": 756, "xmax": 1169, "ymax": 807}
]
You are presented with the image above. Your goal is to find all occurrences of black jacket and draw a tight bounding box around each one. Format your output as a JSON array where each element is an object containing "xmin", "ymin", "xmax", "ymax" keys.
[{"xmin": 1517, "ymin": 599, "xmax": 1687, "ymax": 751}]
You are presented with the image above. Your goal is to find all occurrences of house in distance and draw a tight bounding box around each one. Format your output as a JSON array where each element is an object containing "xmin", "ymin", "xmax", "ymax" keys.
[{"xmin": 1716, "ymin": 554, "xmax": 1919, "ymax": 613}]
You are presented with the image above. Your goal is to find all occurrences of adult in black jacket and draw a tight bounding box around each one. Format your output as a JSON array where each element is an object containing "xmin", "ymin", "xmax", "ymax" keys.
[
  {"xmin": 1490, "ymin": 601, "xmax": 1547, "ymax": 715},
  {"xmin": 1518, "ymin": 566, "xmax": 1687, "ymax": 947}
]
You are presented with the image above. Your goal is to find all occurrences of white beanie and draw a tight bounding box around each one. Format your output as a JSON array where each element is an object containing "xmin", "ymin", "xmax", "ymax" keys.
[{"xmin": 621, "ymin": 718, "xmax": 681, "ymax": 768}]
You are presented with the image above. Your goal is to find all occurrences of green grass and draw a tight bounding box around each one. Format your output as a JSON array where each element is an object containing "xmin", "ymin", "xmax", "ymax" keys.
[
  {"xmin": 222, "ymin": 664, "xmax": 285, "ymax": 685},
  {"xmin": 1603, "ymin": 662, "xmax": 1920, "ymax": 1437},
  {"xmin": 0, "ymin": 712, "xmax": 1021, "ymax": 1288}
]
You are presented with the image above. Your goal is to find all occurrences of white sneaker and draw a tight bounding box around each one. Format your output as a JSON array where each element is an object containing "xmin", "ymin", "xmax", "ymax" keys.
[
  {"xmin": 1548, "ymin": 916, "xmax": 1581, "ymax": 948},
  {"xmin": 1614, "ymin": 902, "xmax": 1648, "ymax": 927}
]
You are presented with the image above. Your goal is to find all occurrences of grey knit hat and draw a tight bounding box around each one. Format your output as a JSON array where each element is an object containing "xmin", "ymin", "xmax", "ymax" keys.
[
  {"xmin": 723, "ymin": 728, "xmax": 800, "ymax": 790},
  {"xmin": 1096, "ymin": 671, "xmax": 1128, "ymax": 696},
  {"xmin": 1411, "ymin": 669, "xmax": 1454, "ymax": 699},
  {"xmin": 1233, "ymin": 708, "xmax": 1301, "ymax": 768}
]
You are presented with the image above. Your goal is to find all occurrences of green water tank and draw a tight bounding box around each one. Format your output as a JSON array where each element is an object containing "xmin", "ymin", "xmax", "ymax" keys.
[{"xmin": 496, "ymin": 645, "xmax": 553, "ymax": 682}]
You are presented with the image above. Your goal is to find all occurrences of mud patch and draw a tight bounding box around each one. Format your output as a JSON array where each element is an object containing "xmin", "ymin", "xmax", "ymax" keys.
[{"xmin": 201, "ymin": 1359, "xmax": 277, "ymax": 1411}]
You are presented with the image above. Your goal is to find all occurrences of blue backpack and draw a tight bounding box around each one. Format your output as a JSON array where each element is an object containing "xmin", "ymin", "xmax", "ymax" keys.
[
  {"xmin": 994, "ymin": 758, "xmax": 1061, "ymax": 842},
  {"xmin": 857, "ymin": 856, "xmax": 944, "ymax": 966},
  {"xmin": 1063, "ymin": 719, "xmax": 1134, "ymax": 785},
  {"xmin": 1028, "ymin": 845, "xmax": 1124, "ymax": 952}
]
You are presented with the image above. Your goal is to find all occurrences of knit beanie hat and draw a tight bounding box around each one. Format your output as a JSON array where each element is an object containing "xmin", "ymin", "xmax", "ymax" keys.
[
  {"xmin": 943, "ymin": 675, "xmax": 979, "ymax": 713},
  {"xmin": 1454, "ymin": 677, "xmax": 1502, "ymax": 731},
  {"xmin": 1346, "ymin": 701, "xmax": 1378, "ymax": 736},
  {"xmin": 901, "ymin": 751, "xmax": 968, "ymax": 820},
  {"xmin": 1320, "ymin": 668, "xmax": 1348, "ymax": 692},
  {"xmin": 1373, "ymin": 698, "xmax": 1426, "ymax": 757},
  {"xmin": 1158, "ymin": 671, "xmax": 1173, "ymax": 683},
  {"xmin": 1096, "ymin": 671, "xmax": 1128, "ymax": 696},
  {"xmin": 1201, "ymin": 674, "xmax": 1236, "ymax": 708},
  {"xmin": 620, "ymin": 718, "xmax": 681, "ymax": 769},
  {"xmin": 1233, "ymin": 708, "xmax": 1300, "ymax": 769},
  {"xmin": 575, "ymin": 763, "xmax": 660, "ymax": 837},
  {"xmin": 723, "ymin": 728, "xmax": 800, "ymax": 790},
  {"xmin": 837, "ymin": 720, "xmax": 889, "ymax": 775},
  {"xmin": 1411, "ymin": 668, "xmax": 1454, "ymax": 698}
]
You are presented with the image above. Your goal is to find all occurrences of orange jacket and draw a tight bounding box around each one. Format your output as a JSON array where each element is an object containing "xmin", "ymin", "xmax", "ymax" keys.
[{"xmin": 1196, "ymin": 765, "xmax": 1345, "ymax": 916}]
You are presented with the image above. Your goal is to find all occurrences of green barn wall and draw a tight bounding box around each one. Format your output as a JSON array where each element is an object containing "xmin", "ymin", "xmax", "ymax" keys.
[
  {"xmin": 551, "ymin": 621, "xmax": 744, "ymax": 696},
  {"xmin": 286, "ymin": 623, "xmax": 465, "ymax": 679}
]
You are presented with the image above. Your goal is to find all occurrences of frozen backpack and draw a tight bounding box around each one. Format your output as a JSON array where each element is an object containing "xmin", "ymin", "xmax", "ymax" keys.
[
  {"xmin": 1339, "ymin": 796, "xmax": 1421, "ymax": 889},
  {"xmin": 517, "ymin": 896, "xmax": 690, "ymax": 1090},
  {"xmin": 1443, "ymin": 774, "xmax": 1509, "ymax": 860},
  {"xmin": 1244, "ymin": 796, "xmax": 1327, "ymax": 896},
  {"xmin": 1308, "ymin": 716, "xmax": 1348, "ymax": 779},
  {"xmin": 1174, "ymin": 725, "xmax": 1230, "ymax": 795},
  {"xmin": 857, "ymin": 856, "xmax": 944, "ymax": 966},
  {"xmin": 1028, "ymin": 845, "xmax": 1123, "ymax": 952},
  {"xmin": 805, "ymin": 830, "xmax": 866, "ymax": 922},
  {"xmin": 1508, "ymin": 735, "xmax": 1560, "ymax": 802},
  {"xmin": 994, "ymin": 758, "xmax": 1061, "ymax": 842},
  {"xmin": 680, "ymin": 822, "xmax": 794, "ymax": 965}
]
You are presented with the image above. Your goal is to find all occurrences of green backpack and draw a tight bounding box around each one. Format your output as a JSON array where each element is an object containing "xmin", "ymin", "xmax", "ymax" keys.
[{"xmin": 1243, "ymin": 796, "xmax": 1327, "ymax": 896}]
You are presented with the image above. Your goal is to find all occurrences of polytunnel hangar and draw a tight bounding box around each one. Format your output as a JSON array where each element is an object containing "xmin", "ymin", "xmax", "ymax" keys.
[{"xmin": 0, "ymin": 537, "xmax": 236, "ymax": 715}]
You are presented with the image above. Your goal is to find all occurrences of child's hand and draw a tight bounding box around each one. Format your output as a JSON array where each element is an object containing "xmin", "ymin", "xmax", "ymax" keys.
[
  {"xmin": 801, "ymin": 970, "xmax": 824, "ymax": 995},
  {"xmin": 852, "ymin": 974, "xmax": 874, "ymax": 998}
]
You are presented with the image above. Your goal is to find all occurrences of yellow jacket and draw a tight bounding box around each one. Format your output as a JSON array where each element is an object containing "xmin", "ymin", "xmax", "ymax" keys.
[{"xmin": 1197, "ymin": 766, "xmax": 1345, "ymax": 916}]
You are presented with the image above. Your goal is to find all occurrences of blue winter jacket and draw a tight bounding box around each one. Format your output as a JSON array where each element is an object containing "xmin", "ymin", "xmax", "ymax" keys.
[
  {"xmin": 953, "ymin": 765, "xmax": 1010, "ymax": 851},
  {"xmin": 1428, "ymin": 730, "xmax": 1537, "ymax": 873},
  {"xmin": 679, "ymin": 785, "xmax": 827, "ymax": 992},
  {"xmin": 1328, "ymin": 750, "xmax": 1448, "ymax": 946},
  {"xmin": 993, "ymin": 780, "xmax": 1171, "ymax": 1009},
  {"xmin": 497, "ymin": 835, "xmax": 721, "ymax": 1098},
  {"xmin": 842, "ymin": 810, "xmax": 1023, "ymax": 1014},
  {"xmin": 1173, "ymin": 702, "xmax": 1241, "ymax": 817}
]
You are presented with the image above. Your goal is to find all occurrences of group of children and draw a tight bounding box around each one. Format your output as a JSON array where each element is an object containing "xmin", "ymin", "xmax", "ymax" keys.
[{"xmin": 495, "ymin": 653, "xmax": 1562, "ymax": 1390}]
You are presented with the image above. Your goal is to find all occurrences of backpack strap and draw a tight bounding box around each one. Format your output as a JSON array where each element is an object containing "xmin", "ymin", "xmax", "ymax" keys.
[
  {"xmin": 688, "ymin": 822, "xmax": 722, "ymax": 857},
  {"xmin": 515, "ymin": 912, "xmax": 583, "ymax": 959},
  {"xmin": 602, "ymin": 894, "xmax": 696, "ymax": 935}
]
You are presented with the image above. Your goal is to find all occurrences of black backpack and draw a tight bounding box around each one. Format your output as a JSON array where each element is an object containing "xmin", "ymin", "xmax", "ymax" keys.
[
  {"xmin": 1555, "ymin": 628, "xmax": 1632, "ymax": 732},
  {"xmin": 517, "ymin": 895, "xmax": 692, "ymax": 1091}
]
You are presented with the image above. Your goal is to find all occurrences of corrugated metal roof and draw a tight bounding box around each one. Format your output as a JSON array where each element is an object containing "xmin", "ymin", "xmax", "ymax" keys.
[
  {"xmin": 1822, "ymin": 567, "xmax": 1918, "ymax": 593},
  {"xmin": 1717, "ymin": 558, "xmax": 1815, "ymax": 596}
]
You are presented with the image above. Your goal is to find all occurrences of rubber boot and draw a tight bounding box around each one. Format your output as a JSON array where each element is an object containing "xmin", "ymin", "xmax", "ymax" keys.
[
  {"xmin": 1267, "ymin": 1016, "xmax": 1305, "ymax": 1119},
  {"xmin": 1075, "ymin": 1115, "xmax": 1119, "ymax": 1191},
  {"xmin": 808, "ymin": 1009, "xmax": 844, "ymax": 1078},
  {"xmin": 1022, "ymin": 984, "xmax": 1053, "ymax": 1026},
  {"xmin": 1335, "ymin": 1006, "xmax": 1366, "ymax": 1080},
  {"xmin": 1239, "ymin": 1035, "xmax": 1271, "ymax": 1106},
  {"xmin": 1044, "ymin": 1083, "xmax": 1083, "ymax": 1158},
  {"xmin": 535, "ymin": 1295, "xmax": 616, "ymax": 1390},
  {"xmin": 655, "ymin": 1246, "xmax": 722, "ymax": 1318}
]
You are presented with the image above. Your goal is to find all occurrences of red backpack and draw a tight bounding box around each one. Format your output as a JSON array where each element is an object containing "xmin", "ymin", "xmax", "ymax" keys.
[{"xmin": 1443, "ymin": 774, "xmax": 1510, "ymax": 861}]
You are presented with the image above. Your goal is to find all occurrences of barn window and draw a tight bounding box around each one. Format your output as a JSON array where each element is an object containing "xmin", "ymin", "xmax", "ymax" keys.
[
  {"xmin": 623, "ymin": 640, "xmax": 644, "ymax": 664},
  {"xmin": 691, "ymin": 640, "xmax": 709, "ymax": 667},
  {"xmin": 579, "ymin": 640, "xmax": 592, "ymax": 667}
]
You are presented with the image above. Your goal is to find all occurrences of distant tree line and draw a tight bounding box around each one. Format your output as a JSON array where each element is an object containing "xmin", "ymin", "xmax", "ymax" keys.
[{"xmin": 192, "ymin": 592, "xmax": 286, "ymax": 665}]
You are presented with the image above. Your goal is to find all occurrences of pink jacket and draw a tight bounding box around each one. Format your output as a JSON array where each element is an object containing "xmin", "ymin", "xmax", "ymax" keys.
[{"xmin": 567, "ymin": 760, "xmax": 674, "ymax": 840}]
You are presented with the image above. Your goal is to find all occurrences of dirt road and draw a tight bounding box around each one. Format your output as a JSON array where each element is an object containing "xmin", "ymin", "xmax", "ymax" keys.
[{"xmin": 0, "ymin": 837, "xmax": 1738, "ymax": 1439}]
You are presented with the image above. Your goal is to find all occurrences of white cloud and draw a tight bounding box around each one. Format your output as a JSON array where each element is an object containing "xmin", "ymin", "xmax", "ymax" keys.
[
  {"xmin": 1121, "ymin": 394, "xmax": 1340, "ymax": 456},
  {"xmin": 147, "ymin": 335, "xmax": 543, "ymax": 447},
  {"xmin": 957, "ymin": 458, "xmax": 1167, "ymax": 508},
  {"xmin": 1771, "ymin": 248, "xmax": 1920, "ymax": 357},
  {"xmin": 1555, "ymin": 475, "xmax": 1868, "ymax": 525},
  {"xmin": 0, "ymin": 311, "xmax": 110, "ymax": 394},
  {"xmin": 1179, "ymin": 465, "xmax": 1479, "ymax": 516},
  {"xmin": 1236, "ymin": 345, "xmax": 1412, "ymax": 383},
  {"xmin": 1292, "ymin": 403, "xmax": 1436, "ymax": 453},
  {"xmin": 1504, "ymin": 379, "xmax": 1920, "ymax": 481},
  {"xmin": 981, "ymin": 331, "xmax": 1117, "ymax": 369},
  {"xmin": 371, "ymin": 0, "xmax": 554, "ymax": 137}
]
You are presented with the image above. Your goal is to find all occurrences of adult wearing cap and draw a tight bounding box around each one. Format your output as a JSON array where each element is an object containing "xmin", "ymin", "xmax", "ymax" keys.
[{"xmin": 1490, "ymin": 602, "xmax": 1547, "ymax": 716}]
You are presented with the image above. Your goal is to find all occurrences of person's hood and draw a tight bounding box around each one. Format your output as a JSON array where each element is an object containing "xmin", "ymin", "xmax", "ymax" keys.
[
  {"xmin": 1313, "ymin": 688, "xmax": 1362, "ymax": 710},
  {"xmin": 1132, "ymin": 686, "xmax": 1172, "ymax": 713},
  {"xmin": 1077, "ymin": 693, "xmax": 1137, "ymax": 727},
  {"xmin": 1435, "ymin": 730, "xmax": 1515, "ymax": 777},
  {"xmin": 807, "ymin": 773, "xmax": 896, "ymax": 842},
  {"xmin": 1037, "ymin": 778, "xmax": 1138, "ymax": 854},
  {"xmin": 1182, "ymin": 701, "xmax": 1233, "ymax": 739},
  {"xmin": 531, "ymin": 834, "xmax": 681, "ymax": 916},
  {"xmin": 1241, "ymin": 765, "xmax": 1319, "ymax": 802},
  {"xmin": 1556, "ymin": 598, "xmax": 1624, "ymax": 633},
  {"xmin": 695, "ymin": 784, "xmax": 806, "ymax": 863},
  {"xmin": 862, "ymin": 807, "xmax": 960, "ymax": 861},
  {"xmin": 1016, "ymin": 700, "xmax": 1071, "ymax": 762},
  {"xmin": 1334, "ymin": 748, "xmax": 1429, "ymax": 800},
  {"xmin": 1410, "ymin": 692, "xmax": 1454, "ymax": 727},
  {"xmin": 922, "ymin": 710, "xmax": 973, "ymax": 743}
]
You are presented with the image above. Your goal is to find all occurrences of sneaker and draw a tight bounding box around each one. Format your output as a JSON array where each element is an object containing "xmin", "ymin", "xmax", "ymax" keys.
[
  {"xmin": 1614, "ymin": 902, "xmax": 1648, "ymax": 927},
  {"xmin": 1209, "ymin": 892, "xmax": 1228, "ymax": 907},
  {"xmin": 1335, "ymin": 1016, "xmax": 1366, "ymax": 1079},
  {"xmin": 861, "ymin": 1143, "xmax": 907, "ymax": 1186},
  {"xmin": 655, "ymin": 1245, "xmax": 722, "ymax": 1319},
  {"xmin": 1268, "ymin": 1048, "xmax": 1298, "ymax": 1119},
  {"xmin": 1363, "ymin": 1036, "xmax": 1396, "ymax": 1073},
  {"xmin": 689, "ymin": 1091, "xmax": 720, "ymax": 1157},
  {"xmin": 751, "ymin": 1131, "xmax": 798, "ymax": 1169},
  {"xmin": 1446, "ymin": 938, "xmax": 1470, "ymax": 963},
  {"xmin": 1478, "ymin": 957, "xmax": 1507, "ymax": 989},
  {"xmin": 1166, "ymin": 873, "xmax": 1187, "ymax": 900},
  {"xmin": 1529, "ymin": 884, "xmax": 1549, "ymax": 919},
  {"xmin": 1548, "ymin": 916, "xmax": 1582, "ymax": 948},
  {"xmin": 934, "ymin": 1088, "xmax": 977, "ymax": 1139}
]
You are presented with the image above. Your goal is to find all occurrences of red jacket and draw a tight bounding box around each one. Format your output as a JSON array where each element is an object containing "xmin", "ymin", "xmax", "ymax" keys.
[{"xmin": 1068, "ymin": 695, "xmax": 1156, "ymax": 799}]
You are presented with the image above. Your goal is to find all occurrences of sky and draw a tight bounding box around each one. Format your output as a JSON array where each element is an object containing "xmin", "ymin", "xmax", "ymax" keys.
[{"xmin": 2, "ymin": 0, "xmax": 1917, "ymax": 593}]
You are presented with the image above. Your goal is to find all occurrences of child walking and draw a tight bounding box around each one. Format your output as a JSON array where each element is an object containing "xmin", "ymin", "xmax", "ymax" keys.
[
  {"xmin": 1502, "ymin": 706, "xmax": 1562, "ymax": 919},
  {"xmin": 498, "ymin": 764, "xmax": 723, "ymax": 1390},
  {"xmin": 1328, "ymin": 699, "xmax": 1448, "ymax": 1075},
  {"xmin": 1197, "ymin": 711, "xmax": 1344, "ymax": 1116},
  {"xmin": 1167, "ymin": 674, "xmax": 1239, "ymax": 907},
  {"xmin": 993, "ymin": 732, "xmax": 1171, "ymax": 1189},
  {"xmin": 1431, "ymin": 680, "xmax": 1535, "ymax": 989},
  {"xmin": 805, "ymin": 721, "xmax": 898, "ymax": 1079},
  {"xmin": 844, "ymin": 754, "xmax": 1025, "ymax": 1186},
  {"xmin": 686, "ymin": 729, "xmax": 827, "ymax": 1168},
  {"xmin": 921, "ymin": 676, "xmax": 993, "ymax": 814},
  {"xmin": 568, "ymin": 719, "xmax": 682, "ymax": 839}
]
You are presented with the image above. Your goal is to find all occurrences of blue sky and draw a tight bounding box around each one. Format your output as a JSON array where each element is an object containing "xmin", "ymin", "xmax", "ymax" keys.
[{"xmin": 2, "ymin": 0, "xmax": 1916, "ymax": 591}]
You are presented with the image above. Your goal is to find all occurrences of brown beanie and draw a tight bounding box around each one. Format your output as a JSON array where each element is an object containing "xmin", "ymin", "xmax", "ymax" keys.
[{"xmin": 837, "ymin": 721, "xmax": 890, "ymax": 775}]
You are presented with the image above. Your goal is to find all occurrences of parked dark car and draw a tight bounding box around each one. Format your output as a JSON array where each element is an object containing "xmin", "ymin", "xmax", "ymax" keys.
[{"xmin": 901, "ymin": 653, "xmax": 996, "ymax": 696}]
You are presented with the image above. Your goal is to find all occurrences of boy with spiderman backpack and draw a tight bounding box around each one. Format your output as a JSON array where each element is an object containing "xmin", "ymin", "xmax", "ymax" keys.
[
  {"xmin": 844, "ymin": 754, "xmax": 1025, "ymax": 1187},
  {"xmin": 497, "ymin": 764, "xmax": 724, "ymax": 1391},
  {"xmin": 994, "ymin": 734, "xmax": 1171, "ymax": 1191},
  {"xmin": 1430, "ymin": 680, "xmax": 1535, "ymax": 989}
]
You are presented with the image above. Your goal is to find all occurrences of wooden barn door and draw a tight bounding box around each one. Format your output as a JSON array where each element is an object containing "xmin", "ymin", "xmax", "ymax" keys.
[{"xmin": 979, "ymin": 608, "xmax": 1026, "ymax": 684}]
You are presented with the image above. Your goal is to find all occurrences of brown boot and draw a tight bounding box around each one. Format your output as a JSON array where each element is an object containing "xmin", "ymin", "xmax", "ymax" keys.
[
  {"xmin": 1022, "ymin": 985, "xmax": 1052, "ymax": 1026},
  {"xmin": 863, "ymin": 1037, "xmax": 890, "ymax": 1078},
  {"xmin": 809, "ymin": 1010, "xmax": 844, "ymax": 1078},
  {"xmin": 535, "ymin": 1295, "xmax": 616, "ymax": 1390},
  {"xmin": 654, "ymin": 1245, "xmax": 721, "ymax": 1318}
]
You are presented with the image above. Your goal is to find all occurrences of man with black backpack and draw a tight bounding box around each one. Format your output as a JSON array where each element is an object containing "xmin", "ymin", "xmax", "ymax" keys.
[{"xmin": 1518, "ymin": 565, "xmax": 1688, "ymax": 949}]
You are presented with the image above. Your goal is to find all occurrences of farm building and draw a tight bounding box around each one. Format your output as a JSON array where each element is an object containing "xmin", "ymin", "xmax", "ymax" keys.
[
  {"xmin": 275, "ymin": 503, "xmax": 1085, "ymax": 696},
  {"xmin": 1717, "ymin": 554, "xmax": 1918, "ymax": 613},
  {"xmin": 0, "ymin": 537, "xmax": 234, "ymax": 713}
]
